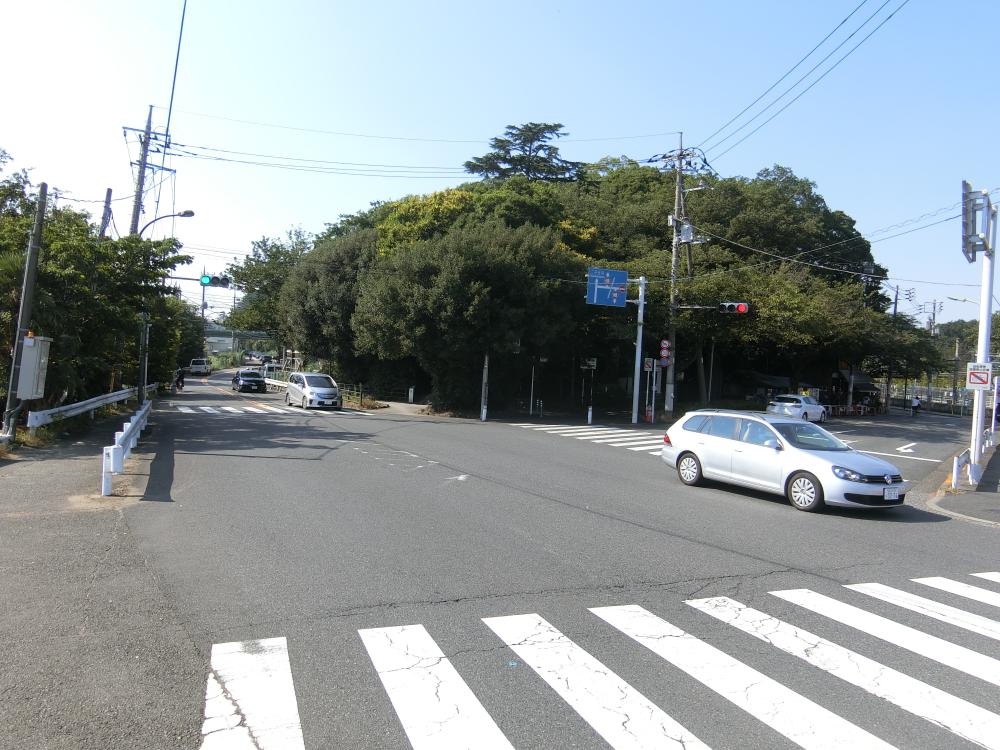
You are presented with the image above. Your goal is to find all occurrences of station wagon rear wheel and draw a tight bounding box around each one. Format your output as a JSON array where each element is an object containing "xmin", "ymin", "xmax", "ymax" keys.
[
  {"xmin": 301, "ymin": 396, "xmax": 308, "ymax": 409},
  {"xmin": 787, "ymin": 471, "xmax": 824, "ymax": 512},
  {"xmin": 677, "ymin": 453, "xmax": 703, "ymax": 486},
  {"xmin": 284, "ymin": 392, "xmax": 290, "ymax": 405}
]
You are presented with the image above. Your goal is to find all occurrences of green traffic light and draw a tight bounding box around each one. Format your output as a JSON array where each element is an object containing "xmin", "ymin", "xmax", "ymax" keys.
[{"xmin": 199, "ymin": 274, "xmax": 211, "ymax": 286}]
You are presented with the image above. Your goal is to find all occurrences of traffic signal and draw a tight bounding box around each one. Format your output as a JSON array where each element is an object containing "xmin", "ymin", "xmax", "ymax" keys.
[
  {"xmin": 199, "ymin": 274, "xmax": 230, "ymax": 288},
  {"xmin": 719, "ymin": 301, "xmax": 750, "ymax": 314}
]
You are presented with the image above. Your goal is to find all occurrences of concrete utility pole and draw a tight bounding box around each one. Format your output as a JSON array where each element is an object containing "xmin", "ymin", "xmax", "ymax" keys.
[
  {"xmin": 2, "ymin": 183, "xmax": 48, "ymax": 442},
  {"xmin": 630, "ymin": 276, "xmax": 647, "ymax": 423},
  {"xmin": 129, "ymin": 106, "xmax": 153, "ymax": 235},
  {"xmin": 665, "ymin": 135, "xmax": 683, "ymax": 418},
  {"xmin": 97, "ymin": 188, "xmax": 112, "ymax": 238}
]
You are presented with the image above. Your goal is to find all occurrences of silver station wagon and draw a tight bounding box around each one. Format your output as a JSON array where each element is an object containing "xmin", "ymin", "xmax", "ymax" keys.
[{"xmin": 661, "ymin": 409, "xmax": 907, "ymax": 512}]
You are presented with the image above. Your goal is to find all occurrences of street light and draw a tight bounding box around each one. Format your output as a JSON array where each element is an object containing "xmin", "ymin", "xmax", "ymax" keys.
[
  {"xmin": 138, "ymin": 209, "xmax": 194, "ymax": 237},
  {"xmin": 135, "ymin": 209, "xmax": 194, "ymax": 405}
]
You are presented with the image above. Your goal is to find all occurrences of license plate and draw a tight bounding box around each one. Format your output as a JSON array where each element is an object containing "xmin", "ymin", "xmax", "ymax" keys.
[{"xmin": 883, "ymin": 487, "xmax": 900, "ymax": 500}]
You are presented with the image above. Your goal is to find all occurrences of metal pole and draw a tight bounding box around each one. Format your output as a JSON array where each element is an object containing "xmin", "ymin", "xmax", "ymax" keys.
[
  {"xmin": 529, "ymin": 363, "xmax": 535, "ymax": 416},
  {"xmin": 971, "ymin": 205, "xmax": 996, "ymax": 466},
  {"xmin": 2, "ymin": 183, "xmax": 47, "ymax": 441},
  {"xmin": 480, "ymin": 353, "xmax": 489, "ymax": 422},
  {"xmin": 630, "ymin": 276, "xmax": 647, "ymax": 424},
  {"xmin": 666, "ymin": 133, "xmax": 683, "ymax": 418}
]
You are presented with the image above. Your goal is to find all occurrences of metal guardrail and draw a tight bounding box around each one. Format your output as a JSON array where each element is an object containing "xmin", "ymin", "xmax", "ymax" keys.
[
  {"xmin": 26, "ymin": 384, "xmax": 158, "ymax": 430},
  {"xmin": 101, "ymin": 400, "xmax": 152, "ymax": 496}
]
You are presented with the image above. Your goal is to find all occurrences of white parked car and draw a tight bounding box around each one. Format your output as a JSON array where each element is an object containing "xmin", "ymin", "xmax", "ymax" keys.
[
  {"xmin": 661, "ymin": 409, "xmax": 907, "ymax": 512},
  {"xmin": 285, "ymin": 372, "xmax": 341, "ymax": 410},
  {"xmin": 766, "ymin": 394, "xmax": 826, "ymax": 422}
]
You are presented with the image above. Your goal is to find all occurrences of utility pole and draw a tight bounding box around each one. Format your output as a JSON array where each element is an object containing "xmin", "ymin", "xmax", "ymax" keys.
[
  {"xmin": 2, "ymin": 183, "xmax": 48, "ymax": 442},
  {"xmin": 665, "ymin": 135, "xmax": 683, "ymax": 419},
  {"xmin": 97, "ymin": 188, "xmax": 112, "ymax": 238},
  {"xmin": 129, "ymin": 106, "xmax": 153, "ymax": 235}
]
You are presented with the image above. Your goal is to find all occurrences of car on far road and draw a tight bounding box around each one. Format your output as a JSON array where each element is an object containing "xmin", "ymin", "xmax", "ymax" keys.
[
  {"xmin": 766, "ymin": 393, "xmax": 827, "ymax": 422},
  {"xmin": 285, "ymin": 372, "xmax": 341, "ymax": 410},
  {"xmin": 188, "ymin": 358, "xmax": 211, "ymax": 376},
  {"xmin": 231, "ymin": 369, "xmax": 267, "ymax": 393},
  {"xmin": 661, "ymin": 409, "xmax": 908, "ymax": 512}
]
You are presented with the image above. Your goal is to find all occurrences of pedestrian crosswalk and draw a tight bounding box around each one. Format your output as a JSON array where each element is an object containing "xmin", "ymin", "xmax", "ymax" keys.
[
  {"xmin": 198, "ymin": 571, "xmax": 1000, "ymax": 749},
  {"xmin": 348, "ymin": 571, "xmax": 1000, "ymax": 749},
  {"xmin": 170, "ymin": 404, "xmax": 361, "ymax": 416},
  {"xmin": 510, "ymin": 423, "xmax": 664, "ymax": 455}
]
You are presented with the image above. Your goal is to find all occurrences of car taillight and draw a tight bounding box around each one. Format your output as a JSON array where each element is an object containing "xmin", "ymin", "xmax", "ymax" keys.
[{"xmin": 663, "ymin": 434, "xmax": 672, "ymax": 446}]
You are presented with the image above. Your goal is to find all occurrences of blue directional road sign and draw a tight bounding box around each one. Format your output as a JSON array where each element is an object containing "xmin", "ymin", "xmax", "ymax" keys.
[{"xmin": 586, "ymin": 267, "xmax": 628, "ymax": 307}]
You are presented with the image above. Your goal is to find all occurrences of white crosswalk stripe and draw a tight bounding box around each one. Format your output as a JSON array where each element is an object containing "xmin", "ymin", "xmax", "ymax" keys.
[
  {"xmin": 592, "ymin": 604, "xmax": 894, "ymax": 749},
  {"xmin": 772, "ymin": 588, "xmax": 1000, "ymax": 687},
  {"xmin": 913, "ymin": 576, "xmax": 1000, "ymax": 608},
  {"xmin": 170, "ymin": 404, "xmax": 362, "ymax": 417},
  {"xmin": 688, "ymin": 595, "xmax": 1000, "ymax": 750},
  {"xmin": 512, "ymin": 423, "xmax": 664, "ymax": 457},
  {"xmin": 199, "ymin": 407, "xmax": 220, "ymax": 414},
  {"xmin": 358, "ymin": 624, "xmax": 513, "ymax": 749},
  {"xmin": 196, "ymin": 570, "xmax": 1000, "ymax": 749},
  {"xmin": 483, "ymin": 613, "xmax": 709, "ymax": 749},
  {"xmin": 845, "ymin": 582, "xmax": 1000, "ymax": 641}
]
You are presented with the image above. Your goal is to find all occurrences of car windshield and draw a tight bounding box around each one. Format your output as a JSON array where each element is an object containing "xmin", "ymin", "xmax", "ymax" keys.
[
  {"xmin": 239, "ymin": 372, "xmax": 262, "ymax": 379},
  {"xmin": 772, "ymin": 422, "xmax": 850, "ymax": 451},
  {"xmin": 304, "ymin": 375, "xmax": 336, "ymax": 388}
]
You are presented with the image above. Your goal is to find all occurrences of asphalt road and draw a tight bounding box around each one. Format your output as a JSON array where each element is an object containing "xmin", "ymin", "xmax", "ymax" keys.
[{"xmin": 90, "ymin": 372, "xmax": 995, "ymax": 750}]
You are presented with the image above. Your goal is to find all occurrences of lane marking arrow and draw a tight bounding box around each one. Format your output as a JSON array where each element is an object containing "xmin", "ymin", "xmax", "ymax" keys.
[{"xmin": 896, "ymin": 442, "xmax": 916, "ymax": 454}]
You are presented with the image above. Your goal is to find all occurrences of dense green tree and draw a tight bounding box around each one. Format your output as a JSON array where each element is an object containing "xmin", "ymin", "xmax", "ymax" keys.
[
  {"xmin": 352, "ymin": 220, "xmax": 586, "ymax": 409},
  {"xmin": 226, "ymin": 228, "xmax": 311, "ymax": 344},
  {"xmin": 464, "ymin": 123, "xmax": 582, "ymax": 181}
]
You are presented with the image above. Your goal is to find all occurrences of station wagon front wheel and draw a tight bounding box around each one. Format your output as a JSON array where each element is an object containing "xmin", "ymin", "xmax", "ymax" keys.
[
  {"xmin": 677, "ymin": 453, "xmax": 703, "ymax": 486},
  {"xmin": 787, "ymin": 471, "xmax": 824, "ymax": 512}
]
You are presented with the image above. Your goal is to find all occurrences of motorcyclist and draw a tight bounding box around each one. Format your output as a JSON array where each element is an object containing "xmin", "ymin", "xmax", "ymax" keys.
[{"xmin": 174, "ymin": 367, "xmax": 186, "ymax": 391}]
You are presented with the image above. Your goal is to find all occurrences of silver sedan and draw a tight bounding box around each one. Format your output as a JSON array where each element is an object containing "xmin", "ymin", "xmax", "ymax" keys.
[
  {"xmin": 661, "ymin": 410, "xmax": 907, "ymax": 512},
  {"xmin": 766, "ymin": 394, "xmax": 827, "ymax": 422}
]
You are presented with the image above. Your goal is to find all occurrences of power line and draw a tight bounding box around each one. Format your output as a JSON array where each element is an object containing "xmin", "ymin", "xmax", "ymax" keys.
[
  {"xmin": 697, "ymin": 0, "xmax": 871, "ymax": 149},
  {"xmin": 170, "ymin": 151, "xmax": 471, "ymax": 179},
  {"xmin": 709, "ymin": 0, "xmax": 911, "ymax": 162}
]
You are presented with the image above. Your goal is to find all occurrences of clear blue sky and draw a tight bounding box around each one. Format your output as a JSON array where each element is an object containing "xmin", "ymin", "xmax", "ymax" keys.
[{"xmin": 4, "ymin": 1, "xmax": 993, "ymax": 325}]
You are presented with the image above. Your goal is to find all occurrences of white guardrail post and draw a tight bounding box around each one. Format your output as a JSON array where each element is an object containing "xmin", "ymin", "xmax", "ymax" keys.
[
  {"xmin": 952, "ymin": 449, "xmax": 972, "ymax": 489},
  {"xmin": 101, "ymin": 400, "xmax": 153, "ymax": 496}
]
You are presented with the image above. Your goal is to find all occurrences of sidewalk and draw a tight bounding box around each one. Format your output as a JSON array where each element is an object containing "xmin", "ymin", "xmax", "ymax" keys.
[
  {"xmin": 930, "ymin": 445, "xmax": 1000, "ymax": 527},
  {"xmin": 0, "ymin": 420, "xmax": 204, "ymax": 749}
]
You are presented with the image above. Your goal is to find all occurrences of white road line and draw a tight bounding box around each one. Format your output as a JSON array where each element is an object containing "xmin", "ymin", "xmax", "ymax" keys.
[
  {"xmin": 200, "ymin": 407, "xmax": 220, "ymax": 414},
  {"xmin": 260, "ymin": 406, "xmax": 286, "ymax": 413},
  {"xmin": 857, "ymin": 450, "xmax": 941, "ymax": 463},
  {"xmin": 358, "ymin": 625, "xmax": 513, "ymax": 750},
  {"xmin": 626, "ymin": 442, "xmax": 667, "ymax": 451},
  {"xmin": 603, "ymin": 437, "xmax": 666, "ymax": 447},
  {"xmin": 177, "ymin": 406, "xmax": 195, "ymax": 413},
  {"xmin": 483, "ymin": 613, "xmax": 707, "ymax": 749},
  {"xmin": 589, "ymin": 432, "xmax": 651, "ymax": 443},
  {"xmin": 973, "ymin": 572, "xmax": 1000, "ymax": 584},
  {"xmin": 846, "ymin": 583, "xmax": 1000, "ymax": 641},
  {"xmin": 535, "ymin": 425, "xmax": 612, "ymax": 434},
  {"xmin": 199, "ymin": 637, "xmax": 304, "ymax": 750},
  {"xmin": 914, "ymin": 577, "xmax": 1000, "ymax": 608},
  {"xmin": 574, "ymin": 429, "xmax": 642, "ymax": 439},
  {"xmin": 648, "ymin": 450, "xmax": 662, "ymax": 455},
  {"xmin": 687, "ymin": 596, "xmax": 1000, "ymax": 750},
  {"xmin": 591, "ymin": 604, "xmax": 894, "ymax": 750},
  {"xmin": 220, "ymin": 407, "xmax": 241, "ymax": 413},
  {"xmin": 772, "ymin": 588, "xmax": 1000, "ymax": 687},
  {"xmin": 242, "ymin": 407, "xmax": 266, "ymax": 414}
]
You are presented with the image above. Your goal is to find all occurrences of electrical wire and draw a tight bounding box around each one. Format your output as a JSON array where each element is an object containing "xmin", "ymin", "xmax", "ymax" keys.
[
  {"xmin": 170, "ymin": 151, "xmax": 470, "ymax": 179},
  {"xmin": 698, "ymin": 0, "xmax": 871, "ymax": 149},
  {"xmin": 709, "ymin": 0, "xmax": 911, "ymax": 162}
]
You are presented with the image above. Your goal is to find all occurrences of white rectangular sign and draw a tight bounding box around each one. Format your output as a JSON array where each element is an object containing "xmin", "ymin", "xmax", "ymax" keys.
[{"xmin": 967, "ymin": 362, "xmax": 993, "ymax": 390}]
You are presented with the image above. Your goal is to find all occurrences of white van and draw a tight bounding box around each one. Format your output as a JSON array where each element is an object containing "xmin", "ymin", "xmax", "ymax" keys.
[{"xmin": 189, "ymin": 358, "xmax": 211, "ymax": 375}]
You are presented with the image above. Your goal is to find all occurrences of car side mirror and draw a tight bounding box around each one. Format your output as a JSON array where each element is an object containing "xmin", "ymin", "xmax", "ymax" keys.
[{"xmin": 763, "ymin": 439, "xmax": 782, "ymax": 450}]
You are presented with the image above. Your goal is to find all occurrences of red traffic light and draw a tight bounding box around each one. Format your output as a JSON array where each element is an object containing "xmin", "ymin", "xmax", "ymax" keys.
[{"xmin": 719, "ymin": 301, "xmax": 750, "ymax": 314}]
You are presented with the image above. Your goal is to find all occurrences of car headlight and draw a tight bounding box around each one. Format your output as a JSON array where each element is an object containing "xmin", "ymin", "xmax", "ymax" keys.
[{"xmin": 832, "ymin": 465, "xmax": 865, "ymax": 482}]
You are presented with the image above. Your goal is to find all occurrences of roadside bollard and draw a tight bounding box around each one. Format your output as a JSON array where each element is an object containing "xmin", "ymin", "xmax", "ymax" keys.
[{"xmin": 102, "ymin": 447, "xmax": 114, "ymax": 496}]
